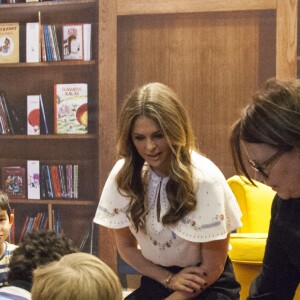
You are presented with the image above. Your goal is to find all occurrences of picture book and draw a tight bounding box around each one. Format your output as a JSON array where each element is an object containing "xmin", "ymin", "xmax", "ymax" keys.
[
  {"xmin": 0, "ymin": 23, "xmax": 19, "ymax": 64},
  {"xmin": 2, "ymin": 166, "xmax": 26, "ymax": 199},
  {"xmin": 27, "ymin": 95, "xmax": 40, "ymax": 135},
  {"xmin": 62, "ymin": 24, "xmax": 83, "ymax": 60},
  {"xmin": 27, "ymin": 160, "xmax": 40, "ymax": 199},
  {"xmin": 54, "ymin": 83, "xmax": 88, "ymax": 134}
]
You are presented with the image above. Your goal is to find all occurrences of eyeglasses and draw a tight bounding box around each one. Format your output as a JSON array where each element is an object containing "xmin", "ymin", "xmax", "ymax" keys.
[{"xmin": 248, "ymin": 150, "xmax": 284, "ymax": 179}]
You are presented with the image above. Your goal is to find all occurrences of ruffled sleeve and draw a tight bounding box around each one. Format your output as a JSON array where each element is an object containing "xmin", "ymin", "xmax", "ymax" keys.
[
  {"xmin": 93, "ymin": 159, "xmax": 131, "ymax": 228},
  {"xmin": 172, "ymin": 152, "xmax": 242, "ymax": 242}
]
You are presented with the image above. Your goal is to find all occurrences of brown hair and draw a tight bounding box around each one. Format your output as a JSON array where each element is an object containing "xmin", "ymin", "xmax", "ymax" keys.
[
  {"xmin": 230, "ymin": 77, "xmax": 300, "ymax": 182},
  {"xmin": 116, "ymin": 82, "xmax": 197, "ymax": 231}
]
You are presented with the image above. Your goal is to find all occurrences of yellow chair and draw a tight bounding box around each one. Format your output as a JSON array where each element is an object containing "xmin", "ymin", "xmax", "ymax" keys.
[
  {"xmin": 227, "ymin": 175, "xmax": 300, "ymax": 300},
  {"xmin": 227, "ymin": 175, "xmax": 273, "ymax": 300}
]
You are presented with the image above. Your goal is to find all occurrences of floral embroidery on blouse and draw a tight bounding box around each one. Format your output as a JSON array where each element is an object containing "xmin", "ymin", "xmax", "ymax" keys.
[
  {"xmin": 148, "ymin": 231, "xmax": 177, "ymax": 250},
  {"xmin": 181, "ymin": 214, "xmax": 224, "ymax": 231},
  {"xmin": 97, "ymin": 205, "xmax": 127, "ymax": 217}
]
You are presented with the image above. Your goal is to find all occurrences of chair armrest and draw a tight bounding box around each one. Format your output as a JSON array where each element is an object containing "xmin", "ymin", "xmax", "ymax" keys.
[{"xmin": 229, "ymin": 233, "xmax": 268, "ymax": 264}]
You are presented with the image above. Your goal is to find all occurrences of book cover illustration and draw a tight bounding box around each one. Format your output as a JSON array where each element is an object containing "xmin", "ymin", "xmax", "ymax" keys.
[
  {"xmin": 2, "ymin": 166, "xmax": 26, "ymax": 199},
  {"xmin": 62, "ymin": 24, "xmax": 83, "ymax": 60},
  {"xmin": 0, "ymin": 23, "xmax": 19, "ymax": 64},
  {"xmin": 27, "ymin": 160, "xmax": 40, "ymax": 199},
  {"xmin": 27, "ymin": 95, "xmax": 40, "ymax": 135},
  {"xmin": 54, "ymin": 83, "xmax": 88, "ymax": 134}
]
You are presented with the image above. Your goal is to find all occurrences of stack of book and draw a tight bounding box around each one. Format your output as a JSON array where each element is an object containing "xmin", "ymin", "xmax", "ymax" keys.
[
  {"xmin": 1, "ymin": 162, "xmax": 79, "ymax": 200},
  {"xmin": 0, "ymin": 91, "xmax": 24, "ymax": 134}
]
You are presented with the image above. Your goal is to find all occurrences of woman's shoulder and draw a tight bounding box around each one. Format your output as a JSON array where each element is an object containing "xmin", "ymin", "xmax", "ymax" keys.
[{"xmin": 191, "ymin": 150, "xmax": 226, "ymax": 183}]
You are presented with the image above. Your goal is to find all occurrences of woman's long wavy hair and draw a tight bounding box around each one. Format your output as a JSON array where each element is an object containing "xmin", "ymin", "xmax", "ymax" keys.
[
  {"xmin": 116, "ymin": 82, "xmax": 197, "ymax": 231},
  {"xmin": 230, "ymin": 77, "xmax": 300, "ymax": 183}
]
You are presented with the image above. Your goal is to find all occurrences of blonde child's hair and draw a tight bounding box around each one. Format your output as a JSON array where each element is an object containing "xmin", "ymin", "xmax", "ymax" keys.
[{"xmin": 31, "ymin": 252, "xmax": 123, "ymax": 300}]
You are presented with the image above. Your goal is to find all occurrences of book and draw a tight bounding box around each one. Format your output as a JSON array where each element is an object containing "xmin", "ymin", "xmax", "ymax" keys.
[
  {"xmin": 26, "ymin": 22, "xmax": 40, "ymax": 63},
  {"xmin": 0, "ymin": 23, "xmax": 19, "ymax": 64},
  {"xmin": 2, "ymin": 166, "xmax": 26, "ymax": 199},
  {"xmin": 62, "ymin": 24, "xmax": 83, "ymax": 60},
  {"xmin": 54, "ymin": 83, "xmax": 88, "ymax": 134},
  {"xmin": 50, "ymin": 165, "xmax": 62, "ymax": 198},
  {"xmin": 73, "ymin": 164, "xmax": 78, "ymax": 199},
  {"xmin": 39, "ymin": 94, "xmax": 49, "ymax": 134},
  {"xmin": 27, "ymin": 95, "xmax": 40, "ymax": 135},
  {"xmin": 0, "ymin": 91, "xmax": 14, "ymax": 134},
  {"xmin": 27, "ymin": 160, "xmax": 40, "ymax": 199},
  {"xmin": 83, "ymin": 23, "xmax": 91, "ymax": 61}
]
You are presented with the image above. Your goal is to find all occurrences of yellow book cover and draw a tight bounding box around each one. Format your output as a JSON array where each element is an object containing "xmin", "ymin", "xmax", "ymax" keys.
[{"xmin": 0, "ymin": 23, "xmax": 19, "ymax": 64}]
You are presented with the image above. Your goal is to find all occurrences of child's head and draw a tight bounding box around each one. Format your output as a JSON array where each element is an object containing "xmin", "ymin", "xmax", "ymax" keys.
[
  {"xmin": 0, "ymin": 190, "xmax": 12, "ymax": 218},
  {"xmin": 31, "ymin": 252, "xmax": 123, "ymax": 300},
  {"xmin": 8, "ymin": 230, "xmax": 78, "ymax": 285},
  {"xmin": 0, "ymin": 190, "xmax": 14, "ymax": 244}
]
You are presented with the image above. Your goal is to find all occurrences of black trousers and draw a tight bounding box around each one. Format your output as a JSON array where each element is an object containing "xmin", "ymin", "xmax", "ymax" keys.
[{"xmin": 125, "ymin": 257, "xmax": 240, "ymax": 300}]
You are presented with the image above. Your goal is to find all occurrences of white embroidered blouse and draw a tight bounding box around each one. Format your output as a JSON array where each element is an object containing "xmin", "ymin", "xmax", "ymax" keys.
[{"xmin": 94, "ymin": 151, "xmax": 242, "ymax": 267}]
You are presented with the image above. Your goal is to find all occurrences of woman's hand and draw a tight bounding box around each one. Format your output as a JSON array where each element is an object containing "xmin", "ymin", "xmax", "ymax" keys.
[{"xmin": 167, "ymin": 266, "xmax": 207, "ymax": 294}]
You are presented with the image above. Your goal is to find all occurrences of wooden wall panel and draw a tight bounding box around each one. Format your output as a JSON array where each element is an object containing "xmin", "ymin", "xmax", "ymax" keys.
[{"xmin": 117, "ymin": 10, "xmax": 276, "ymax": 178}]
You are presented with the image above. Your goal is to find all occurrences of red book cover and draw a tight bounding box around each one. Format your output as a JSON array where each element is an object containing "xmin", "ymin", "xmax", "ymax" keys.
[{"xmin": 2, "ymin": 166, "xmax": 26, "ymax": 199}]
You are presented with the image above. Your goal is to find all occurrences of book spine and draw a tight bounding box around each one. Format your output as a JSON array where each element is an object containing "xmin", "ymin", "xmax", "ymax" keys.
[
  {"xmin": 39, "ymin": 94, "xmax": 49, "ymax": 134},
  {"xmin": 51, "ymin": 24, "xmax": 61, "ymax": 61},
  {"xmin": 19, "ymin": 216, "xmax": 30, "ymax": 243},
  {"xmin": 26, "ymin": 22, "xmax": 40, "ymax": 63},
  {"xmin": 45, "ymin": 164, "xmax": 54, "ymax": 199},
  {"xmin": 51, "ymin": 165, "xmax": 62, "ymax": 198},
  {"xmin": 27, "ymin": 160, "xmax": 40, "ymax": 199},
  {"xmin": 47, "ymin": 24, "xmax": 57, "ymax": 61},
  {"xmin": 58, "ymin": 164, "xmax": 67, "ymax": 199},
  {"xmin": 73, "ymin": 164, "xmax": 78, "ymax": 199},
  {"xmin": 0, "ymin": 91, "xmax": 14, "ymax": 134},
  {"xmin": 43, "ymin": 25, "xmax": 53, "ymax": 62},
  {"xmin": 83, "ymin": 23, "xmax": 91, "ymax": 61},
  {"xmin": 0, "ymin": 93, "xmax": 9, "ymax": 134},
  {"xmin": 40, "ymin": 25, "xmax": 47, "ymax": 62}
]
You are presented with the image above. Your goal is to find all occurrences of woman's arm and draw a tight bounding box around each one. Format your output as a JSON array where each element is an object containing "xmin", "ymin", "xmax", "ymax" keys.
[
  {"xmin": 165, "ymin": 234, "xmax": 230, "ymax": 299},
  {"xmin": 113, "ymin": 227, "xmax": 207, "ymax": 294},
  {"xmin": 198, "ymin": 234, "xmax": 230, "ymax": 288}
]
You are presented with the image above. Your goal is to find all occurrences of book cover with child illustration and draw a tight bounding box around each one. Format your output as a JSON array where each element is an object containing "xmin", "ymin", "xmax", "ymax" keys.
[
  {"xmin": 0, "ymin": 23, "xmax": 19, "ymax": 63},
  {"xmin": 54, "ymin": 83, "xmax": 88, "ymax": 134}
]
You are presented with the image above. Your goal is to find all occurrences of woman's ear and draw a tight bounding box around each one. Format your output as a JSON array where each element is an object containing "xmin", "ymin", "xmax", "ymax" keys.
[{"xmin": 9, "ymin": 213, "xmax": 14, "ymax": 226}]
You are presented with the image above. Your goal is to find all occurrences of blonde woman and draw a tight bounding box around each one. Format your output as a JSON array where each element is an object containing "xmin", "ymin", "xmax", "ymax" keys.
[
  {"xmin": 94, "ymin": 82, "xmax": 242, "ymax": 299},
  {"xmin": 31, "ymin": 252, "xmax": 123, "ymax": 300}
]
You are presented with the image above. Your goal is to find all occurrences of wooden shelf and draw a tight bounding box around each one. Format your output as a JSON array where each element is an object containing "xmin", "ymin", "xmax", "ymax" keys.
[
  {"xmin": 10, "ymin": 199, "xmax": 97, "ymax": 205},
  {"xmin": 0, "ymin": 60, "xmax": 96, "ymax": 68}
]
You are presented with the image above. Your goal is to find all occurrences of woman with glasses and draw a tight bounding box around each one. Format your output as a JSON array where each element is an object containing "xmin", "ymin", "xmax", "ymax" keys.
[{"xmin": 230, "ymin": 77, "xmax": 300, "ymax": 300}]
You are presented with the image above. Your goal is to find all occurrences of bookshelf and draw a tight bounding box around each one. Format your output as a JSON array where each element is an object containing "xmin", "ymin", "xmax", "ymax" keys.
[{"xmin": 0, "ymin": 0, "xmax": 108, "ymax": 254}]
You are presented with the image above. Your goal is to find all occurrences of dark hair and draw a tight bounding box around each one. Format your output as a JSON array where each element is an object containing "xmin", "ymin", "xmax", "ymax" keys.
[
  {"xmin": 8, "ymin": 230, "xmax": 78, "ymax": 284},
  {"xmin": 0, "ymin": 190, "xmax": 11, "ymax": 218},
  {"xmin": 230, "ymin": 77, "xmax": 300, "ymax": 182}
]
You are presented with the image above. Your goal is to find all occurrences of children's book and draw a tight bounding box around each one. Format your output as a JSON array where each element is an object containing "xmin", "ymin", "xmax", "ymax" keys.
[
  {"xmin": 1, "ymin": 166, "xmax": 26, "ymax": 199},
  {"xmin": 54, "ymin": 83, "xmax": 88, "ymax": 134},
  {"xmin": 62, "ymin": 24, "xmax": 83, "ymax": 60},
  {"xmin": 27, "ymin": 95, "xmax": 40, "ymax": 135},
  {"xmin": 0, "ymin": 23, "xmax": 19, "ymax": 64},
  {"xmin": 27, "ymin": 160, "xmax": 40, "ymax": 199}
]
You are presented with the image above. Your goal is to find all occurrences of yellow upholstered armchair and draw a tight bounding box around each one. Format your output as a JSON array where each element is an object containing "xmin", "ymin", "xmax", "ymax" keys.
[
  {"xmin": 227, "ymin": 175, "xmax": 300, "ymax": 300},
  {"xmin": 227, "ymin": 175, "xmax": 274, "ymax": 300}
]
